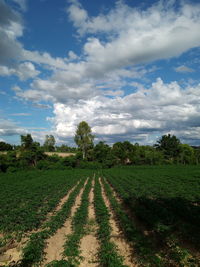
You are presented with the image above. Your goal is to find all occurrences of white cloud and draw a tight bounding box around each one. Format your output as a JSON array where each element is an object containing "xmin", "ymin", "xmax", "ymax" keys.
[
  {"xmin": 0, "ymin": 118, "xmax": 26, "ymax": 136},
  {"xmin": 0, "ymin": 62, "xmax": 40, "ymax": 80},
  {"xmin": 49, "ymin": 78, "xmax": 200, "ymax": 144},
  {"xmin": 175, "ymin": 65, "xmax": 194, "ymax": 73},
  {"xmin": 68, "ymin": 1, "xmax": 200, "ymax": 67},
  {"xmin": 1, "ymin": 0, "xmax": 200, "ymax": 145},
  {"xmin": 10, "ymin": 113, "xmax": 31, "ymax": 116}
]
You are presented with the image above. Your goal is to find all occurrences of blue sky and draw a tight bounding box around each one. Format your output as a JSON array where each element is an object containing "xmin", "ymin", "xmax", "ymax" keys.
[{"xmin": 0, "ymin": 0, "xmax": 200, "ymax": 146}]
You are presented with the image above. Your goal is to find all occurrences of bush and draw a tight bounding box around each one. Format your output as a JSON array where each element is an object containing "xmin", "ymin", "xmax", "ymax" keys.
[{"xmin": 78, "ymin": 161, "xmax": 102, "ymax": 169}]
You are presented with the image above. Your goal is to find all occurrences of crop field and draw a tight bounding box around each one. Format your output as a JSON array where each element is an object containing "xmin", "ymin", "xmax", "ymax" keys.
[{"xmin": 0, "ymin": 166, "xmax": 199, "ymax": 267}]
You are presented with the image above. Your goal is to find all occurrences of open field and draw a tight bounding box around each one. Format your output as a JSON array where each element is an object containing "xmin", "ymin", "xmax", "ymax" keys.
[
  {"xmin": 44, "ymin": 152, "xmax": 76, "ymax": 157},
  {"xmin": 0, "ymin": 152, "xmax": 76, "ymax": 157},
  {"xmin": 0, "ymin": 166, "xmax": 199, "ymax": 266}
]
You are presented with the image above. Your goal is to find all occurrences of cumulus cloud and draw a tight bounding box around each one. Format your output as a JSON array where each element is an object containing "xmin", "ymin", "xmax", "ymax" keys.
[
  {"xmin": 175, "ymin": 65, "xmax": 194, "ymax": 73},
  {"xmin": 0, "ymin": 62, "xmax": 40, "ymax": 80},
  {"xmin": 68, "ymin": 0, "xmax": 200, "ymax": 66},
  {"xmin": 1, "ymin": 0, "xmax": 200, "ymax": 145},
  {"xmin": 0, "ymin": 118, "xmax": 26, "ymax": 136},
  {"xmin": 15, "ymin": 0, "xmax": 200, "ymax": 103},
  {"xmin": 49, "ymin": 78, "xmax": 200, "ymax": 144}
]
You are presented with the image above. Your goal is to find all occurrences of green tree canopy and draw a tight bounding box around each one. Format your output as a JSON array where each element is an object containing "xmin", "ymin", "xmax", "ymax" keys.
[
  {"xmin": 21, "ymin": 134, "xmax": 33, "ymax": 150},
  {"xmin": 74, "ymin": 121, "xmax": 94, "ymax": 159},
  {"xmin": 0, "ymin": 141, "xmax": 13, "ymax": 151},
  {"xmin": 155, "ymin": 134, "xmax": 181, "ymax": 160},
  {"xmin": 43, "ymin": 135, "xmax": 56, "ymax": 151}
]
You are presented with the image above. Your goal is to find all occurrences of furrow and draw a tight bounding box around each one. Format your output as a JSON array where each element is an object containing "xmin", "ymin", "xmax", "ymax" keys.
[
  {"xmin": 79, "ymin": 179, "xmax": 99, "ymax": 267},
  {"xmin": 99, "ymin": 178, "xmax": 137, "ymax": 267},
  {"xmin": 41, "ymin": 179, "xmax": 88, "ymax": 266}
]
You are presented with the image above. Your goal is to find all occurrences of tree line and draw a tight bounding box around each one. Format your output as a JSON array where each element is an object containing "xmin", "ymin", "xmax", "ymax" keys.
[{"xmin": 0, "ymin": 121, "xmax": 200, "ymax": 172}]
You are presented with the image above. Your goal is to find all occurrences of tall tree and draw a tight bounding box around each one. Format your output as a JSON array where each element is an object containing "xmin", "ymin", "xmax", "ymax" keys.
[
  {"xmin": 74, "ymin": 121, "xmax": 94, "ymax": 159},
  {"xmin": 0, "ymin": 141, "xmax": 13, "ymax": 151},
  {"xmin": 43, "ymin": 135, "xmax": 55, "ymax": 151},
  {"xmin": 21, "ymin": 134, "xmax": 33, "ymax": 150},
  {"xmin": 155, "ymin": 134, "xmax": 181, "ymax": 160}
]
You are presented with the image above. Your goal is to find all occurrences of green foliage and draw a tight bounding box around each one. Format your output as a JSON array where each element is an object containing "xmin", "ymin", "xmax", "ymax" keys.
[
  {"xmin": 0, "ymin": 141, "xmax": 13, "ymax": 151},
  {"xmin": 20, "ymin": 175, "xmax": 88, "ymax": 265},
  {"xmin": 20, "ymin": 134, "xmax": 34, "ymax": 150},
  {"xmin": 63, "ymin": 178, "xmax": 92, "ymax": 265},
  {"xmin": 74, "ymin": 121, "xmax": 94, "ymax": 159},
  {"xmin": 94, "ymin": 177, "xmax": 127, "ymax": 267},
  {"xmin": 43, "ymin": 135, "xmax": 56, "ymax": 152},
  {"xmin": 155, "ymin": 134, "xmax": 181, "ymax": 160},
  {"xmin": 103, "ymin": 166, "xmax": 200, "ymax": 266},
  {"xmin": 101, "ymin": 178, "xmax": 163, "ymax": 266},
  {"xmin": 178, "ymin": 144, "xmax": 195, "ymax": 164},
  {"xmin": 0, "ymin": 169, "xmax": 91, "ymax": 234}
]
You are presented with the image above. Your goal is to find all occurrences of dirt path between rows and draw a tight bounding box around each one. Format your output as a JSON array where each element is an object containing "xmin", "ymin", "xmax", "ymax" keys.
[
  {"xmin": 44, "ymin": 180, "xmax": 80, "ymax": 222},
  {"xmin": 0, "ymin": 181, "xmax": 81, "ymax": 267},
  {"xmin": 40, "ymin": 179, "xmax": 88, "ymax": 267},
  {"xmin": 79, "ymin": 180, "xmax": 99, "ymax": 267},
  {"xmin": 99, "ymin": 178, "xmax": 138, "ymax": 267}
]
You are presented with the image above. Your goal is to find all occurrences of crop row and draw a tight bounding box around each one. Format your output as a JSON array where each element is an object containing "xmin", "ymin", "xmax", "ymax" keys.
[
  {"xmin": 101, "ymin": 177, "xmax": 163, "ymax": 267},
  {"xmin": 46, "ymin": 177, "xmax": 93, "ymax": 266},
  {"xmin": 103, "ymin": 167, "xmax": 200, "ymax": 266},
  {"xmin": 0, "ymin": 169, "xmax": 92, "ymax": 235},
  {"xmin": 93, "ymin": 177, "xmax": 127, "ymax": 267},
  {"xmin": 12, "ymin": 176, "xmax": 87, "ymax": 267}
]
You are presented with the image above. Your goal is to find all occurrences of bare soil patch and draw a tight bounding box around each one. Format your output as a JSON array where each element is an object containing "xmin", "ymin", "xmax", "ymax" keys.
[
  {"xmin": 99, "ymin": 178, "xmax": 138, "ymax": 267},
  {"xmin": 41, "ymin": 180, "xmax": 87, "ymax": 266},
  {"xmin": 79, "ymin": 180, "xmax": 99, "ymax": 267},
  {"xmin": 44, "ymin": 152, "xmax": 75, "ymax": 157},
  {"xmin": 45, "ymin": 181, "xmax": 79, "ymax": 222},
  {"xmin": 0, "ymin": 182, "xmax": 80, "ymax": 267}
]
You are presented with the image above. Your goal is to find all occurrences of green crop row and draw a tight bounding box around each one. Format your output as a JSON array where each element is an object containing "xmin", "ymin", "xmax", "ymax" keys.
[
  {"xmin": 93, "ymin": 177, "xmax": 127, "ymax": 267},
  {"xmin": 101, "ymin": 177, "xmax": 164, "ymax": 267},
  {"xmin": 47, "ymin": 177, "xmax": 93, "ymax": 266},
  {"xmin": 103, "ymin": 166, "xmax": 200, "ymax": 266},
  {"xmin": 0, "ymin": 169, "xmax": 92, "ymax": 235},
  {"xmin": 12, "ymin": 176, "xmax": 87, "ymax": 267}
]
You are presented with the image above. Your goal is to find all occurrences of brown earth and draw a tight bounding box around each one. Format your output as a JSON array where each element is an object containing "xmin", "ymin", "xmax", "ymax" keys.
[
  {"xmin": 0, "ymin": 182, "xmax": 79, "ymax": 267},
  {"xmin": 41, "ymin": 179, "xmax": 88, "ymax": 266},
  {"xmin": 99, "ymin": 178, "xmax": 138, "ymax": 267},
  {"xmin": 79, "ymin": 180, "xmax": 99, "ymax": 267},
  {"xmin": 44, "ymin": 152, "xmax": 75, "ymax": 157},
  {"xmin": 0, "ymin": 151, "xmax": 75, "ymax": 157}
]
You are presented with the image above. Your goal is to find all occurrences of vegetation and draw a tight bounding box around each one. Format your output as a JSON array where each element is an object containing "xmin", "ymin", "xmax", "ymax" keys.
[
  {"xmin": 43, "ymin": 135, "xmax": 56, "ymax": 152},
  {"xmin": 103, "ymin": 166, "xmax": 200, "ymax": 266},
  {"xmin": 93, "ymin": 177, "xmax": 127, "ymax": 267},
  {"xmin": 74, "ymin": 121, "xmax": 94, "ymax": 159},
  {"xmin": 1, "ymin": 121, "xmax": 200, "ymax": 173},
  {"xmin": 0, "ymin": 166, "xmax": 199, "ymax": 266}
]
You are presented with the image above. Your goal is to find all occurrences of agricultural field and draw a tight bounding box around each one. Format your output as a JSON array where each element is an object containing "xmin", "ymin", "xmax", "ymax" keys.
[{"xmin": 0, "ymin": 166, "xmax": 199, "ymax": 267}]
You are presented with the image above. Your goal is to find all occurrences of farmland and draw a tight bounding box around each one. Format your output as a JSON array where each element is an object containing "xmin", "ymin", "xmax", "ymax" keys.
[{"xmin": 0, "ymin": 166, "xmax": 199, "ymax": 266}]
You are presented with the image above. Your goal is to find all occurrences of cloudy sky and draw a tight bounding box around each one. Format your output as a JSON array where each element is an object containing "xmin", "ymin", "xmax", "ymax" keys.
[{"xmin": 0, "ymin": 0, "xmax": 200, "ymax": 146}]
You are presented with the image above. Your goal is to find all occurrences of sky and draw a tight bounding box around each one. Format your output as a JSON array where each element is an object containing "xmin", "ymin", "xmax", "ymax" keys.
[{"xmin": 0, "ymin": 0, "xmax": 200, "ymax": 146}]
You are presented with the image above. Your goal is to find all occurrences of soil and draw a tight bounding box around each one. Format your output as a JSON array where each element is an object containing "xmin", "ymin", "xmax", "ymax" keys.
[
  {"xmin": 79, "ymin": 180, "xmax": 99, "ymax": 267},
  {"xmin": 0, "ymin": 182, "xmax": 80, "ymax": 267},
  {"xmin": 44, "ymin": 152, "xmax": 75, "ymax": 157},
  {"xmin": 40, "ymin": 179, "xmax": 88, "ymax": 266},
  {"xmin": 99, "ymin": 178, "xmax": 138, "ymax": 267}
]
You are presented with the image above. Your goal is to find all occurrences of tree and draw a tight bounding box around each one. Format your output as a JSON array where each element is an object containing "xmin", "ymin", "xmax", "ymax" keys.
[
  {"xmin": 43, "ymin": 135, "xmax": 55, "ymax": 151},
  {"xmin": 179, "ymin": 144, "xmax": 194, "ymax": 164},
  {"xmin": 0, "ymin": 141, "xmax": 13, "ymax": 151},
  {"xmin": 155, "ymin": 134, "xmax": 181, "ymax": 161},
  {"xmin": 112, "ymin": 141, "xmax": 135, "ymax": 164},
  {"xmin": 74, "ymin": 121, "xmax": 94, "ymax": 159},
  {"xmin": 21, "ymin": 134, "xmax": 33, "ymax": 150}
]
